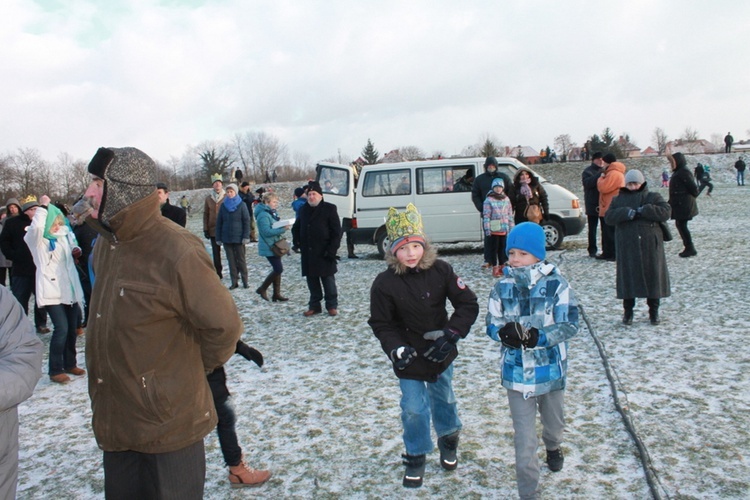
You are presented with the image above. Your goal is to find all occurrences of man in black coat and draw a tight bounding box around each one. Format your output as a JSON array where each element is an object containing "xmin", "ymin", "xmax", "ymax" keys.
[
  {"xmin": 471, "ymin": 157, "xmax": 514, "ymax": 267},
  {"xmin": 238, "ymin": 182, "xmax": 257, "ymax": 241},
  {"xmin": 0, "ymin": 197, "xmax": 49, "ymax": 332},
  {"xmin": 156, "ymin": 183, "xmax": 186, "ymax": 227},
  {"xmin": 581, "ymin": 152, "xmax": 604, "ymax": 257},
  {"xmin": 735, "ymin": 156, "xmax": 746, "ymax": 186},
  {"xmin": 292, "ymin": 181, "xmax": 342, "ymax": 317}
]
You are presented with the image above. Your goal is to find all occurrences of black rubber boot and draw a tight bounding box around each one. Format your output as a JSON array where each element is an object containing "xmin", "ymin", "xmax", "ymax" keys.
[
  {"xmin": 622, "ymin": 299, "xmax": 635, "ymax": 325},
  {"xmin": 256, "ymin": 273, "xmax": 275, "ymax": 301},
  {"xmin": 437, "ymin": 431, "xmax": 460, "ymax": 471},
  {"xmin": 647, "ymin": 298, "xmax": 660, "ymax": 325},
  {"xmin": 271, "ymin": 274, "xmax": 289, "ymax": 302},
  {"xmin": 401, "ymin": 454, "xmax": 426, "ymax": 488}
]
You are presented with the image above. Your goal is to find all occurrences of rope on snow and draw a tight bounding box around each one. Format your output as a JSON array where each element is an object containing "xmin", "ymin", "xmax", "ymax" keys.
[{"xmin": 553, "ymin": 250, "xmax": 669, "ymax": 500}]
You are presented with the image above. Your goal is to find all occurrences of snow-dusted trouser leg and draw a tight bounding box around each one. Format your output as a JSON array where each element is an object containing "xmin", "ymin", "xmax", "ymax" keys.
[{"xmin": 507, "ymin": 389, "xmax": 565, "ymax": 500}]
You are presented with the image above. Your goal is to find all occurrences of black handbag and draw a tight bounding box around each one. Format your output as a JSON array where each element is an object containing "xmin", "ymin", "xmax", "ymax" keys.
[{"xmin": 659, "ymin": 221, "xmax": 673, "ymax": 242}]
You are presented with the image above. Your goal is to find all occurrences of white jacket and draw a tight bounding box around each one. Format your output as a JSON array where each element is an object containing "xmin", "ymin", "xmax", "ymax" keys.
[{"xmin": 23, "ymin": 207, "xmax": 84, "ymax": 308}]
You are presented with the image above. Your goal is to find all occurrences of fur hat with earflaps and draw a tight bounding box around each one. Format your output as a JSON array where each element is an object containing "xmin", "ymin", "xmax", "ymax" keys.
[
  {"xmin": 386, "ymin": 203, "xmax": 426, "ymax": 254},
  {"xmin": 87, "ymin": 147, "xmax": 157, "ymax": 226}
]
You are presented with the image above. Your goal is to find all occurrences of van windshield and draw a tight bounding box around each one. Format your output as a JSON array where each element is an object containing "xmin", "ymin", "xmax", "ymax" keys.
[{"xmin": 317, "ymin": 165, "xmax": 349, "ymax": 195}]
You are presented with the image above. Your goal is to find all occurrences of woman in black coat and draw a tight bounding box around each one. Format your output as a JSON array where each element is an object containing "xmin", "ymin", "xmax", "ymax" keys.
[
  {"xmin": 512, "ymin": 168, "xmax": 549, "ymax": 225},
  {"xmin": 605, "ymin": 170, "xmax": 671, "ymax": 325},
  {"xmin": 667, "ymin": 152, "xmax": 699, "ymax": 257}
]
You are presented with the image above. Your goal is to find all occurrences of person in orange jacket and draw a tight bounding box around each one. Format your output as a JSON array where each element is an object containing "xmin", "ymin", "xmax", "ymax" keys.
[{"xmin": 595, "ymin": 153, "xmax": 626, "ymax": 260}]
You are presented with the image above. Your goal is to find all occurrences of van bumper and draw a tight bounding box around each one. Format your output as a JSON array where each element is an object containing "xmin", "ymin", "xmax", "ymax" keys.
[{"xmin": 561, "ymin": 215, "xmax": 586, "ymax": 236}]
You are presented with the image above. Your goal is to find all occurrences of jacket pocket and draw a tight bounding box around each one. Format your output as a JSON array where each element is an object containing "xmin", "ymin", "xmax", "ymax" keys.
[{"xmin": 139, "ymin": 370, "xmax": 173, "ymax": 424}]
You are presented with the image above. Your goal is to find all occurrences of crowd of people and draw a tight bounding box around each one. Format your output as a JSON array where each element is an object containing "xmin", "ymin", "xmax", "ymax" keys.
[{"xmin": 0, "ymin": 145, "xmax": 743, "ymax": 498}]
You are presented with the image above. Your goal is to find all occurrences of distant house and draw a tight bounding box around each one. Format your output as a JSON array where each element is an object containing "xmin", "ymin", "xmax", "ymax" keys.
[
  {"xmin": 381, "ymin": 149, "xmax": 404, "ymax": 163},
  {"xmin": 666, "ymin": 139, "xmax": 718, "ymax": 155},
  {"xmin": 641, "ymin": 146, "xmax": 659, "ymax": 157},
  {"xmin": 617, "ymin": 136, "xmax": 642, "ymax": 158},
  {"xmin": 504, "ymin": 145, "xmax": 541, "ymax": 164}
]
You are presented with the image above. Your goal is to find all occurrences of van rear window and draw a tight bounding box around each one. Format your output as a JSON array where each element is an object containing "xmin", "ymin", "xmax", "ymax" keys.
[
  {"xmin": 361, "ymin": 169, "xmax": 411, "ymax": 197},
  {"xmin": 417, "ymin": 165, "xmax": 475, "ymax": 194}
]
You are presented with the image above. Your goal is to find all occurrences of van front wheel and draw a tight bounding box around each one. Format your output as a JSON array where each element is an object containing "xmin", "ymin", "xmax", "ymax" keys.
[
  {"xmin": 542, "ymin": 220, "xmax": 564, "ymax": 249},
  {"xmin": 376, "ymin": 230, "xmax": 389, "ymax": 259}
]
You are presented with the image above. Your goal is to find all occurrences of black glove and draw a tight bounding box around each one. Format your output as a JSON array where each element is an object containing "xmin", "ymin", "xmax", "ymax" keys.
[
  {"xmin": 204, "ymin": 231, "xmax": 210, "ymax": 239},
  {"xmin": 236, "ymin": 341, "xmax": 264, "ymax": 367},
  {"xmin": 499, "ymin": 322, "xmax": 539, "ymax": 349},
  {"xmin": 423, "ymin": 328, "xmax": 460, "ymax": 363},
  {"xmin": 390, "ymin": 346, "xmax": 417, "ymax": 371}
]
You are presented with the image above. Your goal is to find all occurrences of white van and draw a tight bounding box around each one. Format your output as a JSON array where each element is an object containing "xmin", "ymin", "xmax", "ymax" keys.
[{"xmin": 315, "ymin": 157, "xmax": 584, "ymax": 258}]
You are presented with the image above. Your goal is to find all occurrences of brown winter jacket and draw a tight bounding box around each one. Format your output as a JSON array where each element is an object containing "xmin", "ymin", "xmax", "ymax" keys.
[
  {"xmin": 86, "ymin": 191, "xmax": 241, "ymax": 453},
  {"xmin": 203, "ymin": 191, "xmax": 224, "ymax": 237},
  {"xmin": 597, "ymin": 161, "xmax": 626, "ymax": 216}
]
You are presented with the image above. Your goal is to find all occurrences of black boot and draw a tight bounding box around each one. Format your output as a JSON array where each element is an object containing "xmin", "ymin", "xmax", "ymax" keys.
[
  {"xmin": 679, "ymin": 246, "xmax": 697, "ymax": 258},
  {"xmin": 437, "ymin": 431, "xmax": 460, "ymax": 471},
  {"xmin": 647, "ymin": 298, "xmax": 660, "ymax": 325},
  {"xmin": 622, "ymin": 299, "xmax": 635, "ymax": 325},
  {"xmin": 256, "ymin": 273, "xmax": 275, "ymax": 301},
  {"xmin": 401, "ymin": 454, "xmax": 426, "ymax": 488},
  {"xmin": 271, "ymin": 274, "xmax": 289, "ymax": 302}
]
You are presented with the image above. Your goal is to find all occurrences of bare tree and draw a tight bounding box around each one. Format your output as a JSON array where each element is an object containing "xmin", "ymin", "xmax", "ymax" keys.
[
  {"xmin": 55, "ymin": 152, "xmax": 89, "ymax": 201},
  {"xmin": 710, "ymin": 133, "xmax": 724, "ymax": 152},
  {"xmin": 681, "ymin": 127, "xmax": 700, "ymax": 142},
  {"xmin": 553, "ymin": 134, "xmax": 575, "ymax": 162},
  {"xmin": 652, "ymin": 127, "xmax": 669, "ymax": 155},
  {"xmin": 244, "ymin": 131, "xmax": 288, "ymax": 182},
  {"xmin": 8, "ymin": 148, "xmax": 47, "ymax": 197},
  {"xmin": 398, "ymin": 145, "xmax": 425, "ymax": 161}
]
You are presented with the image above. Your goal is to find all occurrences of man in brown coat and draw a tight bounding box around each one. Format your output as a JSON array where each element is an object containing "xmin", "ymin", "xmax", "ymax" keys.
[
  {"xmin": 82, "ymin": 147, "xmax": 241, "ymax": 499},
  {"xmin": 203, "ymin": 173, "xmax": 225, "ymax": 278}
]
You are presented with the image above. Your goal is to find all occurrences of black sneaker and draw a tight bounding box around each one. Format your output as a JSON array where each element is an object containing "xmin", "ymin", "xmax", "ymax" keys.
[
  {"xmin": 437, "ymin": 431, "xmax": 460, "ymax": 470},
  {"xmin": 401, "ymin": 454, "xmax": 426, "ymax": 488},
  {"xmin": 546, "ymin": 448, "xmax": 564, "ymax": 472}
]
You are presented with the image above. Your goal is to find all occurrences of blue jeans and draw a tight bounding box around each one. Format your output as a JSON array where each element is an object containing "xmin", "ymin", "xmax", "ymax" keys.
[
  {"xmin": 398, "ymin": 365, "xmax": 462, "ymax": 456},
  {"xmin": 738, "ymin": 170, "xmax": 745, "ymax": 186},
  {"xmin": 306, "ymin": 275, "xmax": 337, "ymax": 311},
  {"xmin": 46, "ymin": 303, "xmax": 80, "ymax": 375}
]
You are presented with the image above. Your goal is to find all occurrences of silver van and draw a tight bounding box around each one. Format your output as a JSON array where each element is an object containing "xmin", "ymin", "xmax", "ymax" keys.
[{"xmin": 316, "ymin": 157, "xmax": 584, "ymax": 258}]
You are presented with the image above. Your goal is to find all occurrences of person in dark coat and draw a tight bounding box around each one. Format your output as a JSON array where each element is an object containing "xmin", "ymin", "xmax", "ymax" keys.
[
  {"xmin": 667, "ymin": 152, "xmax": 699, "ymax": 257},
  {"xmin": 581, "ymin": 152, "xmax": 604, "ymax": 256},
  {"xmin": 735, "ymin": 156, "xmax": 746, "ymax": 186},
  {"xmin": 156, "ymin": 182, "xmax": 187, "ymax": 227},
  {"xmin": 292, "ymin": 181, "xmax": 342, "ymax": 316},
  {"xmin": 369, "ymin": 203, "xmax": 478, "ymax": 488},
  {"xmin": 724, "ymin": 132, "xmax": 733, "ymax": 153},
  {"xmin": 238, "ymin": 182, "xmax": 258, "ymax": 241},
  {"xmin": 452, "ymin": 169, "xmax": 474, "ymax": 192},
  {"xmin": 215, "ymin": 184, "xmax": 251, "ymax": 289},
  {"xmin": 512, "ymin": 168, "xmax": 549, "ymax": 225},
  {"xmin": 605, "ymin": 170, "xmax": 671, "ymax": 325},
  {"xmin": 0, "ymin": 197, "xmax": 49, "ymax": 333},
  {"xmin": 206, "ymin": 340, "xmax": 270, "ymax": 487},
  {"xmin": 471, "ymin": 157, "xmax": 514, "ymax": 268}
]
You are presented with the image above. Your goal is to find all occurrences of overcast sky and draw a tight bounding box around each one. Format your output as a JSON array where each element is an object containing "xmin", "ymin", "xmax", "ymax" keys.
[{"xmin": 3, "ymin": 0, "xmax": 748, "ymax": 166}]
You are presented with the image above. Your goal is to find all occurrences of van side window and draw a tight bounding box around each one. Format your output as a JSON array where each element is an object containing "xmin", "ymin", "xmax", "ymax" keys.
[
  {"xmin": 417, "ymin": 165, "xmax": 475, "ymax": 194},
  {"xmin": 362, "ymin": 169, "xmax": 411, "ymax": 197}
]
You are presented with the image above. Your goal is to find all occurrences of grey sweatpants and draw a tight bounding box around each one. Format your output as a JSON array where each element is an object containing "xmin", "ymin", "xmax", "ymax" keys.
[{"xmin": 507, "ymin": 389, "xmax": 565, "ymax": 500}]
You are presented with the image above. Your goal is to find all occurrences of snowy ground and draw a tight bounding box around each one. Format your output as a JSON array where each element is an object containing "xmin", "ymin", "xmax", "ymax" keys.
[{"xmin": 16, "ymin": 176, "xmax": 749, "ymax": 499}]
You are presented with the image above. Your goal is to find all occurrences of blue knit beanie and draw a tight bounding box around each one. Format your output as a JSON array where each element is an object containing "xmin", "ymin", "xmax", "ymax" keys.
[
  {"xmin": 491, "ymin": 177, "xmax": 505, "ymax": 189},
  {"xmin": 506, "ymin": 222, "xmax": 546, "ymax": 261}
]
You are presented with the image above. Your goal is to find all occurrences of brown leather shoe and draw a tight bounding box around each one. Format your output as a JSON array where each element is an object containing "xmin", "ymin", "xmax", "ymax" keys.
[
  {"xmin": 36, "ymin": 326, "xmax": 51, "ymax": 334},
  {"xmin": 50, "ymin": 373, "xmax": 71, "ymax": 384},
  {"xmin": 303, "ymin": 309, "xmax": 321, "ymax": 317},
  {"xmin": 228, "ymin": 461, "xmax": 271, "ymax": 488},
  {"xmin": 66, "ymin": 367, "xmax": 86, "ymax": 376},
  {"xmin": 76, "ymin": 327, "xmax": 85, "ymax": 336},
  {"xmin": 327, "ymin": 308, "xmax": 338, "ymax": 317}
]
